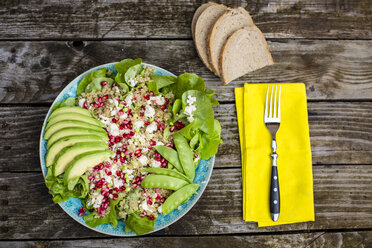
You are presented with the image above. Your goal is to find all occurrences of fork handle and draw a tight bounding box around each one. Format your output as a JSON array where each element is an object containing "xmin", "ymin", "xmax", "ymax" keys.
[{"xmin": 270, "ymin": 139, "xmax": 280, "ymax": 222}]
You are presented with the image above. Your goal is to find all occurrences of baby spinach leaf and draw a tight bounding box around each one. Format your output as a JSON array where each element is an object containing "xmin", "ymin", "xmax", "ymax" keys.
[
  {"xmin": 85, "ymin": 77, "xmax": 114, "ymax": 93},
  {"xmin": 125, "ymin": 64, "xmax": 142, "ymax": 83},
  {"xmin": 150, "ymin": 74, "xmax": 176, "ymax": 90},
  {"xmin": 51, "ymin": 97, "xmax": 76, "ymax": 112},
  {"xmin": 204, "ymin": 88, "xmax": 219, "ymax": 106},
  {"xmin": 182, "ymin": 90, "xmax": 214, "ymax": 134},
  {"xmin": 196, "ymin": 120, "xmax": 223, "ymax": 160},
  {"xmin": 115, "ymin": 58, "xmax": 142, "ymax": 74},
  {"xmin": 146, "ymin": 81, "xmax": 160, "ymax": 95},
  {"xmin": 115, "ymin": 73, "xmax": 129, "ymax": 93},
  {"xmin": 124, "ymin": 212, "xmax": 156, "ymax": 235},
  {"xmin": 163, "ymin": 73, "xmax": 205, "ymax": 99},
  {"xmin": 77, "ymin": 68, "xmax": 107, "ymax": 95}
]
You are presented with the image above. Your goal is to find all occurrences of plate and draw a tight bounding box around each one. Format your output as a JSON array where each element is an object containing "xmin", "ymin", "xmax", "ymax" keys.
[{"xmin": 39, "ymin": 62, "xmax": 215, "ymax": 236}]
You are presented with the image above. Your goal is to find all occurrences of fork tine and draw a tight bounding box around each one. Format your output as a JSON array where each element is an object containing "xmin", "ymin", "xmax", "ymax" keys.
[
  {"xmin": 278, "ymin": 86, "xmax": 281, "ymax": 119},
  {"xmin": 269, "ymin": 86, "xmax": 273, "ymax": 118},
  {"xmin": 264, "ymin": 86, "xmax": 269, "ymax": 120},
  {"xmin": 274, "ymin": 86, "xmax": 277, "ymax": 118}
]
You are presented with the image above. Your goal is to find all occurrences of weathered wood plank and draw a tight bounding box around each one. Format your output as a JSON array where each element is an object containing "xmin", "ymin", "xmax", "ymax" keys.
[
  {"xmin": 0, "ymin": 0, "xmax": 371, "ymax": 39},
  {"xmin": 0, "ymin": 40, "xmax": 371, "ymax": 104},
  {"xmin": 0, "ymin": 166, "xmax": 371, "ymax": 239},
  {"xmin": 1, "ymin": 231, "xmax": 372, "ymax": 247},
  {"xmin": 0, "ymin": 102, "xmax": 371, "ymax": 172}
]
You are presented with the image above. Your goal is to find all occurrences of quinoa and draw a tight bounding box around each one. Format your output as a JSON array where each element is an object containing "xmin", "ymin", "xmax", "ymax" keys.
[{"xmin": 78, "ymin": 66, "xmax": 181, "ymax": 220}]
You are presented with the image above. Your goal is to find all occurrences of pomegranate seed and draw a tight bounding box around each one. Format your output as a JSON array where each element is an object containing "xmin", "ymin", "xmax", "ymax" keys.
[
  {"xmin": 99, "ymin": 163, "xmax": 104, "ymax": 170},
  {"xmin": 112, "ymin": 83, "xmax": 117, "ymax": 87},
  {"xmin": 148, "ymin": 215, "xmax": 155, "ymax": 220},
  {"xmin": 103, "ymin": 95, "xmax": 109, "ymax": 100},
  {"xmin": 144, "ymin": 95, "xmax": 150, "ymax": 100},
  {"xmin": 113, "ymin": 193, "xmax": 118, "ymax": 200},
  {"xmin": 161, "ymin": 105, "xmax": 166, "ymax": 110},
  {"xmin": 170, "ymin": 126, "xmax": 175, "ymax": 132},
  {"xmin": 148, "ymin": 145, "xmax": 153, "ymax": 149},
  {"xmin": 88, "ymin": 175, "xmax": 94, "ymax": 181},
  {"xmin": 112, "ymin": 118, "xmax": 118, "ymax": 123},
  {"xmin": 155, "ymin": 157, "xmax": 161, "ymax": 162},
  {"xmin": 177, "ymin": 120, "xmax": 183, "ymax": 124},
  {"xmin": 113, "ymin": 158, "xmax": 118, "ymax": 163},
  {"xmin": 78, "ymin": 207, "xmax": 85, "ymax": 217},
  {"xmin": 83, "ymin": 101, "xmax": 89, "ymax": 109},
  {"xmin": 120, "ymin": 157, "xmax": 126, "ymax": 163},
  {"xmin": 116, "ymin": 170, "xmax": 121, "ymax": 177},
  {"xmin": 93, "ymin": 102, "xmax": 100, "ymax": 108},
  {"xmin": 155, "ymin": 119, "xmax": 160, "ymax": 124},
  {"xmin": 149, "ymin": 91, "xmax": 154, "ymax": 96},
  {"xmin": 101, "ymin": 81, "xmax": 107, "ymax": 86},
  {"xmin": 194, "ymin": 153, "xmax": 198, "ymax": 158},
  {"xmin": 117, "ymin": 109, "xmax": 124, "ymax": 116},
  {"xmin": 165, "ymin": 143, "xmax": 173, "ymax": 148},
  {"xmin": 98, "ymin": 97, "xmax": 103, "ymax": 103},
  {"xmin": 145, "ymin": 121, "xmax": 150, "ymax": 125},
  {"xmin": 165, "ymin": 99, "xmax": 169, "ymax": 105},
  {"xmin": 133, "ymin": 97, "xmax": 137, "ymax": 101},
  {"xmin": 119, "ymin": 186, "xmax": 125, "ymax": 192}
]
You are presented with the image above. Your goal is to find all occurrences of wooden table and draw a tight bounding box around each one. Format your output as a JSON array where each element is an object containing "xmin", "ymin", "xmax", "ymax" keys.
[{"xmin": 0, "ymin": 0, "xmax": 371, "ymax": 247}]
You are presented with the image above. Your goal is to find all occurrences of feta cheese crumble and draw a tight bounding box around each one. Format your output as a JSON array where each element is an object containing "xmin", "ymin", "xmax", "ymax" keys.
[{"xmin": 184, "ymin": 95, "xmax": 197, "ymax": 123}]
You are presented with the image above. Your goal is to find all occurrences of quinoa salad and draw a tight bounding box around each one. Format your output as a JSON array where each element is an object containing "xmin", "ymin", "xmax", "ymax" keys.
[{"xmin": 43, "ymin": 58, "xmax": 222, "ymax": 235}]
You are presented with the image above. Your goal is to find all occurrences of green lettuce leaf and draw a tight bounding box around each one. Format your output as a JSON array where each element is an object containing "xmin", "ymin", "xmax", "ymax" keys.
[
  {"xmin": 124, "ymin": 212, "xmax": 156, "ymax": 235},
  {"xmin": 84, "ymin": 197, "xmax": 122, "ymax": 229},
  {"xmin": 45, "ymin": 168, "xmax": 89, "ymax": 203}
]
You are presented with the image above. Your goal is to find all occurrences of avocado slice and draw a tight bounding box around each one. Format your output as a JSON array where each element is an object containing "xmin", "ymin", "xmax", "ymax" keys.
[
  {"xmin": 44, "ymin": 120, "xmax": 105, "ymax": 140},
  {"xmin": 49, "ymin": 106, "xmax": 93, "ymax": 119},
  {"xmin": 47, "ymin": 127, "xmax": 108, "ymax": 149},
  {"xmin": 46, "ymin": 135, "xmax": 106, "ymax": 167},
  {"xmin": 64, "ymin": 150, "xmax": 113, "ymax": 189},
  {"xmin": 53, "ymin": 142, "xmax": 108, "ymax": 176},
  {"xmin": 45, "ymin": 113, "xmax": 104, "ymax": 130}
]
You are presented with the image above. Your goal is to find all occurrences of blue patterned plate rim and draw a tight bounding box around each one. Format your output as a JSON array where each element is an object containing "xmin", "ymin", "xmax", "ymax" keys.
[{"xmin": 39, "ymin": 62, "xmax": 215, "ymax": 236}]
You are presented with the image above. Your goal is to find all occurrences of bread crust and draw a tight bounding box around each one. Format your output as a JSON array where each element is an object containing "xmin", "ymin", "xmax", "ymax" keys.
[
  {"xmin": 208, "ymin": 7, "xmax": 254, "ymax": 76},
  {"xmin": 191, "ymin": 2, "xmax": 214, "ymax": 40},
  {"xmin": 194, "ymin": 3, "xmax": 228, "ymax": 72},
  {"xmin": 220, "ymin": 26, "xmax": 274, "ymax": 85}
]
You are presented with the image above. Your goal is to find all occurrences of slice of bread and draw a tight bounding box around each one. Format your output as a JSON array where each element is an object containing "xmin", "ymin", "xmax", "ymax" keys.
[
  {"xmin": 191, "ymin": 2, "xmax": 214, "ymax": 40},
  {"xmin": 220, "ymin": 26, "xmax": 274, "ymax": 85},
  {"xmin": 194, "ymin": 3, "xmax": 228, "ymax": 72},
  {"xmin": 208, "ymin": 7, "xmax": 254, "ymax": 76}
]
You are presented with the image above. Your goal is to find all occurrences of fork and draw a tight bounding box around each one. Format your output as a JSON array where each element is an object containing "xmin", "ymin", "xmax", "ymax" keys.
[{"xmin": 264, "ymin": 85, "xmax": 282, "ymax": 222}]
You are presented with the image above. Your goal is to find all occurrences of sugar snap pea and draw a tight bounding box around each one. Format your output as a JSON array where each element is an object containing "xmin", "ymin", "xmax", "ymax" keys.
[
  {"xmin": 141, "ymin": 168, "xmax": 192, "ymax": 184},
  {"xmin": 162, "ymin": 183, "xmax": 200, "ymax": 215},
  {"xmin": 154, "ymin": 145, "xmax": 183, "ymax": 173},
  {"xmin": 140, "ymin": 175, "xmax": 188, "ymax": 191},
  {"xmin": 173, "ymin": 133, "xmax": 195, "ymax": 181}
]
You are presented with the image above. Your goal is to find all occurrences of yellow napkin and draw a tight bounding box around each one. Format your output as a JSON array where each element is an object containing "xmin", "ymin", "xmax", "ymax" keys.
[{"xmin": 235, "ymin": 83, "xmax": 314, "ymax": 227}]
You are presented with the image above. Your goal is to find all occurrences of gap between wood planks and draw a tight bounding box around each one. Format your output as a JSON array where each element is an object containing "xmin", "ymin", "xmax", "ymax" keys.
[{"xmin": 0, "ymin": 228, "xmax": 371, "ymax": 242}]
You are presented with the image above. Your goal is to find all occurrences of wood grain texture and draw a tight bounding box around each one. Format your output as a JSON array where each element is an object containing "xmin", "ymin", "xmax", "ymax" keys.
[
  {"xmin": 1, "ymin": 102, "xmax": 371, "ymax": 172},
  {"xmin": 0, "ymin": 40, "xmax": 371, "ymax": 104},
  {"xmin": 0, "ymin": 0, "xmax": 371, "ymax": 39},
  {"xmin": 0, "ymin": 165, "xmax": 371, "ymax": 239},
  {"xmin": 1, "ymin": 231, "xmax": 372, "ymax": 247}
]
